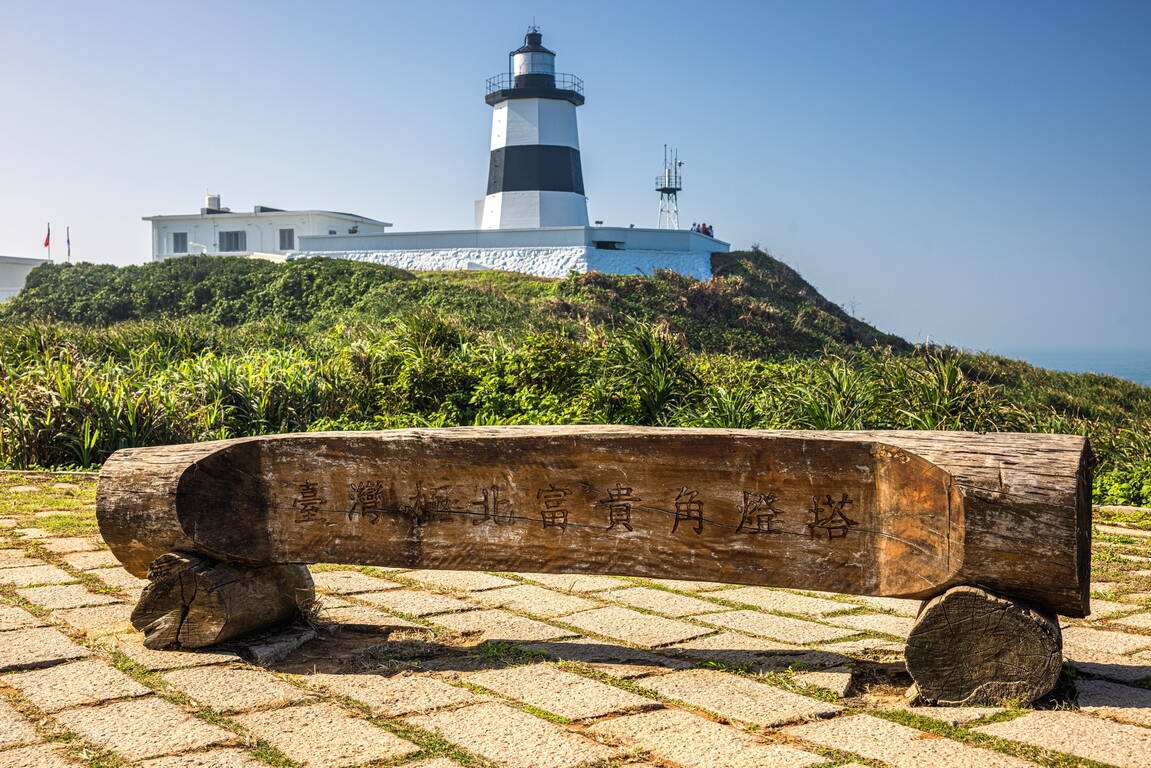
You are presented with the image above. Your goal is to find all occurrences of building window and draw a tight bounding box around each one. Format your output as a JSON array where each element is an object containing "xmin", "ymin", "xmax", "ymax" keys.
[
  {"xmin": 278, "ymin": 228, "xmax": 295, "ymax": 250},
  {"xmin": 219, "ymin": 231, "xmax": 247, "ymax": 252},
  {"xmin": 172, "ymin": 232, "xmax": 188, "ymax": 253}
]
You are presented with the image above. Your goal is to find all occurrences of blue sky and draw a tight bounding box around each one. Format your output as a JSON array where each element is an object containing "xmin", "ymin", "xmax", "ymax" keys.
[{"xmin": 1, "ymin": 1, "xmax": 1148, "ymax": 351}]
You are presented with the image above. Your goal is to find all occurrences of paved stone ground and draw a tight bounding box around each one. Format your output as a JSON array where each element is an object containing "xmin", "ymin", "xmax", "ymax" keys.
[{"xmin": 1, "ymin": 473, "xmax": 1150, "ymax": 768}]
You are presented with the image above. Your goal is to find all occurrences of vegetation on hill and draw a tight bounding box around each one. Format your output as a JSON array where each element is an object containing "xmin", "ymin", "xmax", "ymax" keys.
[{"xmin": 0, "ymin": 254, "xmax": 1147, "ymax": 505}]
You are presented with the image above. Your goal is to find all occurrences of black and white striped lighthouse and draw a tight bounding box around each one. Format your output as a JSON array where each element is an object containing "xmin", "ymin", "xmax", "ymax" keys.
[{"xmin": 481, "ymin": 29, "xmax": 588, "ymax": 229}]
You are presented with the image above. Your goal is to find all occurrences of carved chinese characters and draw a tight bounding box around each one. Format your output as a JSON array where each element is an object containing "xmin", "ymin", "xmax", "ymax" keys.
[{"xmin": 289, "ymin": 476, "xmax": 859, "ymax": 544}]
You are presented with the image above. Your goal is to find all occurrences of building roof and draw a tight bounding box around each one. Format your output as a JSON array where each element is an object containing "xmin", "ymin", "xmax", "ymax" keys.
[
  {"xmin": 0, "ymin": 254, "xmax": 50, "ymax": 266},
  {"xmin": 142, "ymin": 209, "xmax": 392, "ymax": 227}
]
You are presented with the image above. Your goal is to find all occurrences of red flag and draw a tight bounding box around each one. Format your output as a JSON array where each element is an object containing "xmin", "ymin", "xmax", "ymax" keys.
[{"xmin": 43, "ymin": 223, "xmax": 50, "ymax": 248}]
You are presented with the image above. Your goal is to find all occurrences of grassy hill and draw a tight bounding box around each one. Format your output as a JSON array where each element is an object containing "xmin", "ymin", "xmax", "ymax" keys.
[
  {"xmin": 1, "ymin": 252, "xmax": 1147, "ymax": 504},
  {"xmin": 4, "ymin": 251, "xmax": 906, "ymax": 356}
]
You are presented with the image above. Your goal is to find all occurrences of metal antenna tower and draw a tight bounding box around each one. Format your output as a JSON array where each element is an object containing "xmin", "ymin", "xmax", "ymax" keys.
[{"xmin": 656, "ymin": 145, "xmax": 683, "ymax": 229}]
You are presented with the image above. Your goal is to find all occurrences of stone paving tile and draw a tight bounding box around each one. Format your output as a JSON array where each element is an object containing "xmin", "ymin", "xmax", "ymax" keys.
[
  {"xmin": 475, "ymin": 583, "xmax": 597, "ymax": 617},
  {"xmin": 830, "ymin": 613, "xmax": 916, "ymax": 637},
  {"xmin": 55, "ymin": 697, "xmax": 233, "ymax": 761},
  {"xmin": 721, "ymin": 587, "xmax": 850, "ymax": 616},
  {"xmin": 0, "ymin": 743, "xmax": 81, "ymax": 768},
  {"xmin": 468, "ymin": 663, "xmax": 659, "ymax": 720},
  {"xmin": 645, "ymin": 578, "xmax": 733, "ymax": 592},
  {"xmin": 826, "ymin": 636, "xmax": 904, "ymax": 655},
  {"xmin": 407, "ymin": 701, "xmax": 616, "ymax": 768},
  {"xmin": 103, "ymin": 635, "xmax": 239, "ymax": 670},
  {"xmin": 4, "ymin": 659, "xmax": 150, "ymax": 711},
  {"xmin": 790, "ymin": 713, "xmax": 1037, "ymax": 768},
  {"xmin": 589, "ymin": 708, "xmax": 827, "ymax": 768},
  {"xmin": 163, "ymin": 666, "xmax": 311, "ymax": 712},
  {"xmin": 795, "ymin": 665, "xmax": 854, "ymax": 696},
  {"xmin": 16, "ymin": 584, "xmax": 119, "ymax": 610},
  {"xmin": 1075, "ymin": 678, "xmax": 1151, "ymax": 727},
  {"xmin": 138, "ymin": 749, "xmax": 268, "ymax": 768},
  {"xmin": 53, "ymin": 603, "xmax": 134, "ymax": 637},
  {"xmin": 0, "ymin": 604, "xmax": 46, "ymax": 631},
  {"xmin": 404, "ymin": 760, "xmax": 466, "ymax": 768},
  {"xmin": 849, "ymin": 595, "xmax": 922, "ymax": 615},
  {"xmin": 607, "ymin": 586, "xmax": 728, "ymax": 617},
  {"xmin": 0, "ymin": 696, "xmax": 38, "ymax": 748},
  {"xmin": 701, "ymin": 609, "xmax": 859, "ymax": 643},
  {"xmin": 0, "ymin": 564, "xmax": 74, "ymax": 586},
  {"xmin": 903, "ymin": 706, "xmax": 1003, "ymax": 724},
  {"xmin": 236, "ymin": 702, "xmax": 420, "ymax": 767},
  {"xmin": 310, "ymin": 570, "xmax": 403, "ymax": 594},
  {"xmin": 322, "ymin": 603, "xmax": 425, "ymax": 630},
  {"xmin": 61, "ymin": 550, "xmax": 119, "ymax": 570},
  {"xmin": 0, "ymin": 549, "xmax": 37, "ymax": 568},
  {"xmin": 1085, "ymin": 599, "xmax": 1141, "ymax": 619},
  {"xmin": 1063, "ymin": 625, "xmax": 1151, "ymax": 654},
  {"xmin": 0, "ymin": 627, "xmax": 90, "ymax": 671},
  {"xmin": 87, "ymin": 567, "xmax": 148, "ymax": 592},
  {"xmin": 11, "ymin": 528, "xmax": 51, "ymax": 539},
  {"xmin": 432, "ymin": 608, "xmax": 575, "ymax": 642},
  {"xmin": 1096, "ymin": 522, "xmax": 1151, "ymax": 538},
  {"xmin": 517, "ymin": 572, "xmax": 628, "ymax": 592},
  {"xmin": 357, "ymin": 589, "xmax": 477, "ymax": 616},
  {"xmin": 402, "ymin": 569, "xmax": 519, "ymax": 592},
  {"xmin": 308, "ymin": 672, "xmax": 482, "ymax": 716},
  {"xmin": 644, "ymin": 668, "xmax": 842, "ymax": 726},
  {"xmin": 666, "ymin": 631, "xmax": 827, "ymax": 672},
  {"xmin": 519, "ymin": 638, "xmax": 692, "ymax": 677},
  {"xmin": 38, "ymin": 537, "xmax": 100, "ymax": 554},
  {"xmin": 1112, "ymin": 611, "xmax": 1151, "ymax": 629},
  {"xmin": 976, "ymin": 710, "xmax": 1151, "ymax": 768},
  {"xmin": 1064, "ymin": 645, "xmax": 1151, "ymax": 683},
  {"xmin": 561, "ymin": 606, "xmax": 710, "ymax": 647}
]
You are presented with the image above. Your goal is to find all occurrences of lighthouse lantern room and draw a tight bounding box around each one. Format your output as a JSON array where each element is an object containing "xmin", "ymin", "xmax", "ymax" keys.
[{"xmin": 481, "ymin": 29, "xmax": 589, "ymax": 229}]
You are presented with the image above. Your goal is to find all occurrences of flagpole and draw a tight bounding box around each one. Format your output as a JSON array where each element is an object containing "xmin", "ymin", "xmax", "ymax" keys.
[{"xmin": 67, "ymin": 227, "xmax": 71, "ymax": 263}]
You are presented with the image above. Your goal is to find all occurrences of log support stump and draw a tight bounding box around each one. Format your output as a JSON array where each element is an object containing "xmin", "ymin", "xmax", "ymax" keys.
[
  {"xmin": 131, "ymin": 551, "xmax": 315, "ymax": 650},
  {"xmin": 905, "ymin": 585, "xmax": 1063, "ymax": 706}
]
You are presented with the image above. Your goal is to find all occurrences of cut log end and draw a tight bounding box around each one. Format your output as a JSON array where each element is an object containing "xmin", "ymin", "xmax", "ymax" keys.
[
  {"xmin": 905, "ymin": 585, "xmax": 1062, "ymax": 706},
  {"xmin": 131, "ymin": 552, "xmax": 315, "ymax": 650}
]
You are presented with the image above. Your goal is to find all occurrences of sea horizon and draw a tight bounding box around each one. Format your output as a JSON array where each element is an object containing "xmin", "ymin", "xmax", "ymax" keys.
[{"xmin": 985, "ymin": 347, "xmax": 1151, "ymax": 388}]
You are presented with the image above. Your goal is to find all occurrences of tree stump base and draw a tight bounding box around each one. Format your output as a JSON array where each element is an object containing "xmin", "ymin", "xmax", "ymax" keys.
[
  {"xmin": 131, "ymin": 552, "xmax": 315, "ymax": 650},
  {"xmin": 905, "ymin": 585, "xmax": 1062, "ymax": 706}
]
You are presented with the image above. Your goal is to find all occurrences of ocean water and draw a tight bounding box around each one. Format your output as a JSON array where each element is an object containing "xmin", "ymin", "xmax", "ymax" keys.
[{"xmin": 991, "ymin": 348, "xmax": 1151, "ymax": 387}]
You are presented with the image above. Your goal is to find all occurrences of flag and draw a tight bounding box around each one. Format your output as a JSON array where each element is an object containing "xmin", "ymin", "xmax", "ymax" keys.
[
  {"xmin": 43, "ymin": 223, "xmax": 50, "ymax": 248},
  {"xmin": 66, "ymin": 227, "xmax": 71, "ymax": 260}
]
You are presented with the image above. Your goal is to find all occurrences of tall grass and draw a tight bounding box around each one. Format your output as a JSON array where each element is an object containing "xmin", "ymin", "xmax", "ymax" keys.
[{"xmin": 2, "ymin": 317, "xmax": 1147, "ymax": 507}]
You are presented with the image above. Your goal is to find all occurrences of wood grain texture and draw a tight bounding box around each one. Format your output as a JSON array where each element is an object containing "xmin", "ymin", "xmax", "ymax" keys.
[
  {"xmin": 905, "ymin": 586, "xmax": 1062, "ymax": 705},
  {"xmin": 97, "ymin": 426, "xmax": 1092, "ymax": 617},
  {"xmin": 131, "ymin": 552, "xmax": 313, "ymax": 649}
]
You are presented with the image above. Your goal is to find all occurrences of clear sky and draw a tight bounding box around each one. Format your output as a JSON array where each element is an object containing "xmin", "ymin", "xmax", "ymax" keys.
[{"xmin": 1, "ymin": 1, "xmax": 1148, "ymax": 352}]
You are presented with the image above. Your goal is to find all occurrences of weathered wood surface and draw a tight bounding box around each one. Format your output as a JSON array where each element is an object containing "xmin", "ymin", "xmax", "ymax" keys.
[
  {"xmin": 131, "ymin": 552, "xmax": 313, "ymax": 649},
  {"xmin": 97, "ymin": 426, "xmax": 1092, "ymax": 617},
  {"xmin": 905, "ymin": 586, "xmax": 1063, "ymax": 705}
]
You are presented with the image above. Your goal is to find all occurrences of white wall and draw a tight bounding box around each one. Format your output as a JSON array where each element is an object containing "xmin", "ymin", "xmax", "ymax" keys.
[
  {"xmin": 0, "ymin": 257, "xmax": 49, "ymax": 302},
  {"xmin": 294, "ymin": 245, "xmax": 714, "ymax": 280},
  {"xmin": 149, "ymin": 213, "xmax": 389, "ymax": 261}
]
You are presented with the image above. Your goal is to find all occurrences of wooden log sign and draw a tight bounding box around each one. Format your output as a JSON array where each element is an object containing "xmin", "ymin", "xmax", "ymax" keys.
[{"xmin": 97, "ymin": 426, "xmax": 1091, "ymax": 618}]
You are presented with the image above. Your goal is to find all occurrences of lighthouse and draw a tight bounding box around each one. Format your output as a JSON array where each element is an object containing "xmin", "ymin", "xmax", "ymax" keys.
[
  {"xmin": 291, "ymin": 25, "xmax": 728, "ymax": 279},
  {"xmin": 480, "ymin": 29, "xmax": 589, "ymax": 229}
]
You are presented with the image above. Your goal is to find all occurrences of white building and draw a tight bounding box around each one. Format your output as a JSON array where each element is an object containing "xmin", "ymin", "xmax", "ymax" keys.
[
  {"xmin": 144, "ymin": 195, "xmax": 392, "ymax": 262},
  {"xmin": 0, "ymin": 254, "xmax": 50, "ymax": 302},
  {"xmin": 291, "ymin": 29, "xmax": 728, "ymax": 279}
]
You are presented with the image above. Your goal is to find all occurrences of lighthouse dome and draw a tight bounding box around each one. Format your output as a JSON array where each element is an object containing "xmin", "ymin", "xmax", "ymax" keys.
[{"xmin": 512, "ymin": 30, "xmax": 556, "ymax": 77}]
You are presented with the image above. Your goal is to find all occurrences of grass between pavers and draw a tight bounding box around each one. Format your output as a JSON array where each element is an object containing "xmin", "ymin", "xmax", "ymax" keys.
[
  {"xmin": 870, "ymin": 709, "xmax": 1125, "ymax": 768},
  {"xmin": 1095, "ymin": 506, "xmax": 1151, "ymax": 531},
  {"xmin": 0, "ymin": 474, "xmax": 97, "ymax": 519}
]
